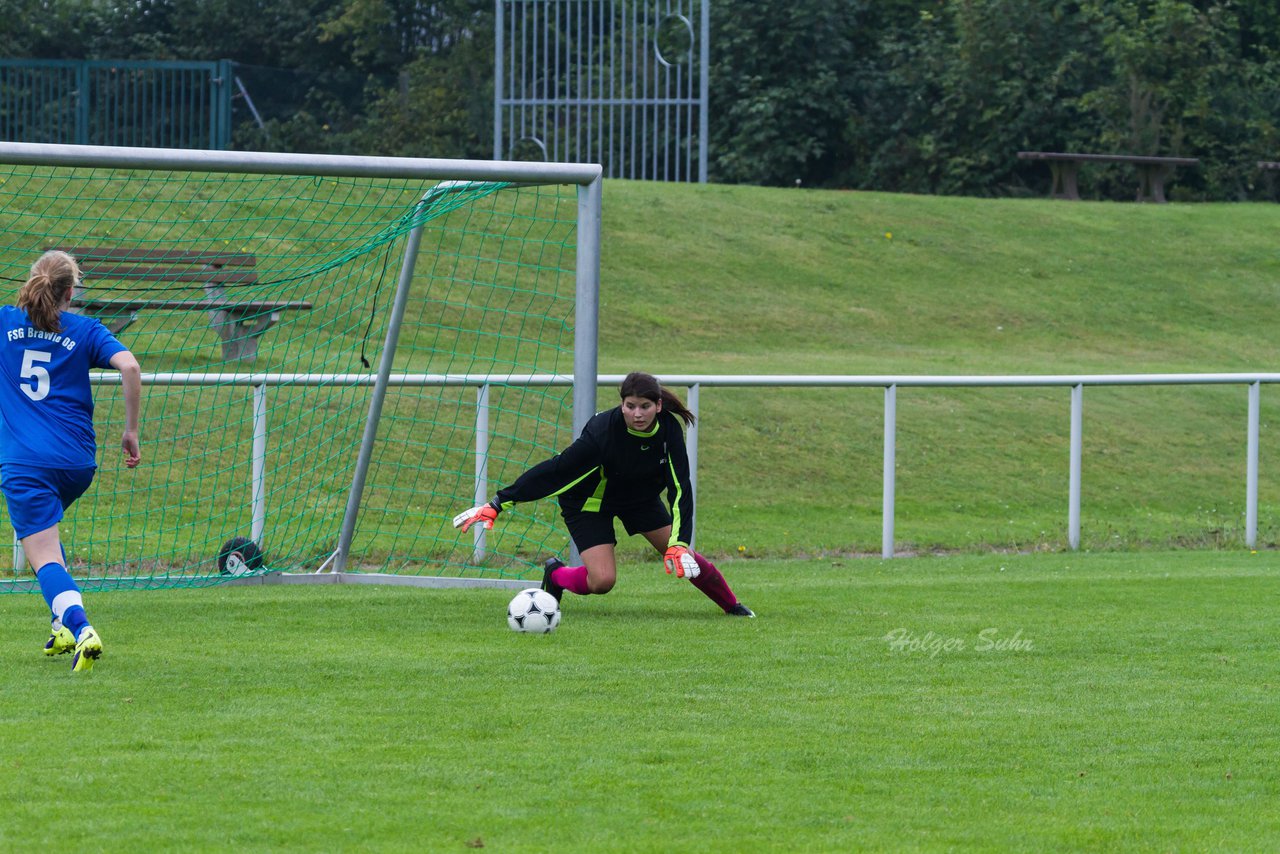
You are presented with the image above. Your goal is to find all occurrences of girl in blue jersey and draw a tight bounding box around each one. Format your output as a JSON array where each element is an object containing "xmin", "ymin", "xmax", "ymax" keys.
[
  {"xmin": 1, "ymin": 250, "xmax": 142, "ymax": 672},
  {"xmin": 454, "ymin": 371, "xmax": 753, "ymax": 617}
]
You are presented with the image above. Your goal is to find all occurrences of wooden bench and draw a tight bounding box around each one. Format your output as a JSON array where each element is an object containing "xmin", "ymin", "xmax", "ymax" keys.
[
  {"xmin": 1018, "ymin": 152, "xmax": 1200, "ymax": 203},
  {"xmin": 57, "ymin": 247, "xmax": 313, "ymax": 362}
]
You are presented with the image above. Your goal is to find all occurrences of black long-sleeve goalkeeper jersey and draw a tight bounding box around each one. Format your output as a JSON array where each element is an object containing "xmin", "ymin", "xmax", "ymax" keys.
[{"xmin": 493, "ymin": 406, "xmax": 695, "ymax": 547}]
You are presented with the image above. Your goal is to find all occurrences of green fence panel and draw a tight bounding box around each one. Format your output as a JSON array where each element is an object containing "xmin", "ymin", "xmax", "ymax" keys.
[{"xmin": 0, "ymin": 59, "xmax": 232, "ymax": 150}]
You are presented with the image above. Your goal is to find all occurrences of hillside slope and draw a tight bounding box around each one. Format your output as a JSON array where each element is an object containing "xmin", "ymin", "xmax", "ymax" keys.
[{"xmin": 594, "ymin": 183, "xmax": 1280, "ymax": 556}]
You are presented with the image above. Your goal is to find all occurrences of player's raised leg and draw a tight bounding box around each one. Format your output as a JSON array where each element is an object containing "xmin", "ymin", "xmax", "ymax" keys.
[
  {"xmin": 24, "ymin": 525, "xmax": 102, "ymax": 670},
  {"xmin": 543, "ymin": 543, "xmax": 617, "ymax": 601},
  {"xmin": 43, "ymin": 543, "xmax": 76, "ymax": 655},
  {"xmin": 641, "ymin": 527, "xmax": 753, "ymax": 616},
  {"xmin": 542, "ymin": 508, "xmax": 622, "ymax": 602},
  {"xmin": 693, "ymin": 552, "xmax": 754, "ymax": 617}
]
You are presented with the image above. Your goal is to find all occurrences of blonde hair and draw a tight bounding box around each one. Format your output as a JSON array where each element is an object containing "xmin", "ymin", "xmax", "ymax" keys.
[{"xmin": 17, "ymin": 250, "xmax": 79, "ymax": 333}]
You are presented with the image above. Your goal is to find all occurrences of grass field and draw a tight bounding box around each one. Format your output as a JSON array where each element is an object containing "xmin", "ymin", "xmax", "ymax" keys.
[
  {"xmin": 4, "ymin": 149, "xmax": 1280, "ymax": 853},
  {"xmin": 3, "ymin": 551, "xmax": 1277, "ymax": 850}
]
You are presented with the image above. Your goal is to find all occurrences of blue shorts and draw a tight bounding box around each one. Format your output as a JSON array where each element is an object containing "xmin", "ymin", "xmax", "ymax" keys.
[{"xmin": 0, "ymin": 463, "xmax": 96, "ymax": 539}]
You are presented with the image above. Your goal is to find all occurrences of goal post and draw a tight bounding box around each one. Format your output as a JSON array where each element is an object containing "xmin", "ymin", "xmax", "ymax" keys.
[{"xmin": 0, "ymin": 142, "xmax": 601, "ymax": 591}]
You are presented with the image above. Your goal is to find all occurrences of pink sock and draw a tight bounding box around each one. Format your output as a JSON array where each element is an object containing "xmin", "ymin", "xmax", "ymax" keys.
[
  {"xmin": 691, "ymin": 553, "xmax": 739, "ymax": 611},
  {"xmin": 551, "ymin": 564, "xmax": 592, "ymax": 596}
]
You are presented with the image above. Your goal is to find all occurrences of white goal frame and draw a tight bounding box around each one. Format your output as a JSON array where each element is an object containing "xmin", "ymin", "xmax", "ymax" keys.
[{"xmin": 0, "ymin": 142, "xmax": 602, "ymax": 591}]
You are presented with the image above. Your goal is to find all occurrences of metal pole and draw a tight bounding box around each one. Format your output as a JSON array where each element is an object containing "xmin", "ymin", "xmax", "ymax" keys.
[
  {"xmin": 76, "ymin": 63, "xmax": 89, "ymax": 146},
  {"xmin": 687, "ymin": 382, "xmax": 699, "ymax": 548},
  {"xmin": 215, "ymin": 59, "xmax": 233, "ymax": 150},
  {"xmin": 0, "ymin": 140, "xmax": 602, "ymax": 185},
  {"xmin": 882, "ymin": 384, "xmax": 896, "ymax": 559},
  {"xmin": 698, "ymin": 0, "xmax": 709, "ymax": 183},
  {"xmin": 251, "ymin": 382, "xmax": 267, "ymax": 545},
  {"xmin": 473, "ymin": 384, "xmax": 491, "ymax": 562},
  {"xmin": 1247, "ymin": 381, "xmax": 1260, "ymax": 548},
  {"xmin": 331, "ymin": 204, "xmax": 429, "ymax": 571},
  {"xmin": 568, "ymin": 176, "xmax": 602, "ymax": 565},
  {"xmin": 574, "ymin": 179, "xmax": 601, "ymax": 441},
  {"xmin": 1069, "ymin": 384, "xmax": 1083, "ymax": 550},
  {"xmin": 493, "ymin": 0, "xmax": 504, "ymax": 161}
]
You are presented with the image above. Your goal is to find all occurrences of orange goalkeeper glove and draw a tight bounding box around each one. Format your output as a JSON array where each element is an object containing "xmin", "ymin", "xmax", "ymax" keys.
[
  {"xmin": 453, "ymin": 502, "xmax": 499, "ymax": 533},
  {"xmin": 663, "ymin": 545, "xmax": 700, "ymax": 579}
]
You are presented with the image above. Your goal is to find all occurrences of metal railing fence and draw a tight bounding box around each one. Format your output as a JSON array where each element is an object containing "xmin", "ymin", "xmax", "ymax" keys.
[{"xmin": 48, "ymin": 371, "xmax": 1280, "ymax": 572}]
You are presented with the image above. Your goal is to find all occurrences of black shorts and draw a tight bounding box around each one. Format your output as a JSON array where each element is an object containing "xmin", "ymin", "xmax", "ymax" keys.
[{"xmin": 560, "ymin": 497, "xmax": 672, "ymax": 552}]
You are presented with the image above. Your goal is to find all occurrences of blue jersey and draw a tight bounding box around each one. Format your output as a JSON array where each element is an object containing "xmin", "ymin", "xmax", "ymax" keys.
[{"xmin": 0, "ymin": 306, "xmax": 127, "ymax": 469}]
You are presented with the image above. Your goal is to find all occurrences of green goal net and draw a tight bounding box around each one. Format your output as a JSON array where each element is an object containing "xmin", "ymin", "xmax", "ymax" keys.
[{"xmin": 0, "ymin": 147, "xmax": 598, "ymax": 591}]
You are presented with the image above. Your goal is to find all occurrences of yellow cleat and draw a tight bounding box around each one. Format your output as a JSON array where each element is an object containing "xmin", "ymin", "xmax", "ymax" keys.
[
  {"xmin": 43, "ymin": 625, "xmax": 76, "ymax": 656},
  {"xmin": 70, "ymin": 627, "xmax": 103, "ymax": 673}
]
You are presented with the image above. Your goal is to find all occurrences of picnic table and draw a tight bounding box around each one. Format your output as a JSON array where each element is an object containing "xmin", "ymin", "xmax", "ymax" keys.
[
  {"xmin": 1017, "ymin": 152, "xmax": 1200, "ymax": 203},
  {"xmin": 57, "ymin": 246, "xmax": 312, "ymax": 363}
]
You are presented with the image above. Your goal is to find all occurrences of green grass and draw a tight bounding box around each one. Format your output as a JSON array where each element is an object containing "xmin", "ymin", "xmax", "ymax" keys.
[
  {"xmin": 600, "ymin": 185, "xmax": 1280, "ymax": 374},
  {"xmin": 593, "ymin": 185, "xmax": 1280, "ymax": 556},
  {"xmin": 3, "ymin": 552, "xmax": 1278, "ymax": 850}
]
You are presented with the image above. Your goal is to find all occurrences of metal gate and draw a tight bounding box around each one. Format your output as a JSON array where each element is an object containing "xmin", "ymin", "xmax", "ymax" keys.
[
  {"xmin": 0, "ymin": 59, "xmax": 233, "ymax": 150},
  {"xmin": 494, "ymin": 0, "xmax": 708, "ymax": 182}
]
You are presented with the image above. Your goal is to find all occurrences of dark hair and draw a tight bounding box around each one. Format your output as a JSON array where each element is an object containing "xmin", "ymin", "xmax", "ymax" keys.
[
  {"xmin": 619, "ymin": 371, "xmax": 695, "ymax": 426},
  {"xmin": 18, "ymin": 250, "xmax": 79, "ymax": 333}
]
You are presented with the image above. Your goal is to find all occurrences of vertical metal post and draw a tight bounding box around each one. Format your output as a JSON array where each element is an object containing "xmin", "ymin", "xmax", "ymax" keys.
[
  {"xmin": 698, "ymin": 0, "xmax": 709, "ymax": 183},
  {"xmin": 75, "ymin": 63, "xmax": 89, "ymax": 146},
  {"xmin": 568, "ymin": 176, "xmax": 602, "ymax": 566},
  {"xmin": 574, "ymin": 178, "xmax": 601, "ymax": 438},
  {"xmin": 251, "ymin": 382, "xmax": 267, "ymax": 545},
  {"xmin": 1247, "ymin": 381, "xmax": 1260, "ymax": 549},
  {"xmin": 686, "ymin": 382, "xmax": 699, "ymax": 548},
  {"xmin": 13, "ymin": 534, "xmax": 24, "ymax": 573},
  {"xmin": 331, "ymin": 201, "xmax": 429, "ymax": 572},
  {"xmin": 214, "ymin": 59, "xmax": 233, "ymax": 150},
  {"xmin": 493, "ymin": 0, "xmax": 505, "ymax": 161},
  {"xmin": 1069, "ymin": 384, "xmax": 1083, "ymax": 550},
  {"xmin": 882, "ymin": 384, "xmax": 896, "ymax": 559},
  {"xmin": 473, "ymin": 384, "xmax": 491, "ymax": 562},
  {"xmin": 606, "ymin": 0, "xmax": 615, "ymax": 175}
]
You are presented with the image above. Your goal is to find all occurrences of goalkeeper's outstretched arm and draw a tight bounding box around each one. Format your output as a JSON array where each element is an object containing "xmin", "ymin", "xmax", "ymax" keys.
[{"xmin": 452, "ymin": 430, "xmax": 604, "ymax": 531}]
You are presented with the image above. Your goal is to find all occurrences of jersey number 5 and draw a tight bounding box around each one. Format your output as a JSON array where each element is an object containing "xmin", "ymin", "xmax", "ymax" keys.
[{"xmin": 20, "ymin": 349, "xmax": 51, "ymax": 401}]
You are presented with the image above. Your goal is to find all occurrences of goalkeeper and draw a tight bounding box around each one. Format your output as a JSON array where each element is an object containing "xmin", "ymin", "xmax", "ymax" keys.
[{"xmin": 454, "ymin": 371, "xmax": 753, "ymax": 617}]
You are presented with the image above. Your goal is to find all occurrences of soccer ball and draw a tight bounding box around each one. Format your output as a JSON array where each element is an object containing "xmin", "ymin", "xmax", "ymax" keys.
[{"xmin": 507, "ymin": 588, "xmax": 561, "ymax": 634}]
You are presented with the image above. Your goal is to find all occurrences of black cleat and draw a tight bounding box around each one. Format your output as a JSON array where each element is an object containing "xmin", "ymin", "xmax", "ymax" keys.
[
  {"xmin": 542, "ymin": 557, "xmax": 565, "ymax": 603},
  {"xmin": 726, "ymin": 603, "xmax": 755, "ymax": 618}
]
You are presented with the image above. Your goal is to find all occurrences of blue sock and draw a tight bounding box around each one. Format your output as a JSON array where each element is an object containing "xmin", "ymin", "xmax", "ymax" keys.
[
  {"xmin": 36, "ymin": 563, "xmax": 88, "ymax": 640},
  {"xmin": 49, "ymin": 546, "xmax": 69, "ymax": 628}
]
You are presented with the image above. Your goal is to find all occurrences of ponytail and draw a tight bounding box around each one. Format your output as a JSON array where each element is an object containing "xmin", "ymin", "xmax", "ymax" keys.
[
  {"xmin": 619, "ymin": 371, "xmax": 695, "ymax": 426},
  {"xmin": 17, "ymin": 250, "xmax": 79, "ymax": 333}
]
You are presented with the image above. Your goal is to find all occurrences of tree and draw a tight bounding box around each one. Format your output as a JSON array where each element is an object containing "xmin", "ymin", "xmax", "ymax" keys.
[
  {"xmin": 340, "ymin": 13, "xmax": 495, "ymax": 159},
  {"xmin": 1080, "ymin": 0, "xmax": 1233, "ymax": 155},
  {"xmin": 852, "ymin": 1, "xmax": 1107, "ymax": 196},
  {"xmin": 709, "ymin": 0, "xmax": 859, "ymax": 187},
  {"xmin": 0, "ymin": 0, "xmax": 109, "ymax": 58},
  {"xmin": 8, "ymin": 0, "xmax": 1280, "ymax": 197}
]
